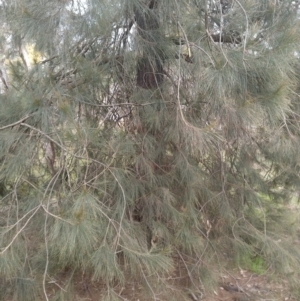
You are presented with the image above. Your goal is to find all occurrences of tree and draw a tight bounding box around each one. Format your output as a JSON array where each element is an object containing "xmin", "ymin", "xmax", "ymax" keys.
[{"xmin": 0, "ymin": 0, "xmax": 300, "ymax": 300}]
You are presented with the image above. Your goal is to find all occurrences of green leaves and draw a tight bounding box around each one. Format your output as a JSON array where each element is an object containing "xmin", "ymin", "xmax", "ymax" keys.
[{"xmin": 1, "ymin": 0, "xmax": 300, "ymax": 300}]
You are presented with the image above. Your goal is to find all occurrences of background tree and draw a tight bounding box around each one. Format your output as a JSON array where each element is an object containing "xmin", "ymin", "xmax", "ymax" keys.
[{"xmin": 0, "ymin": 0, "xmax": 300, "ymax": 300}]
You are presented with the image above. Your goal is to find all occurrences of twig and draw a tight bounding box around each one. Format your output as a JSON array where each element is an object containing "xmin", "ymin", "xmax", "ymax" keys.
[
  {"xmin": 41, "ymin": 205, "xmax": 74, "ymax": 225},
  {"xmin": 0, "ymin": 206, "xmax": 41, "ymax": 254},
  {"xmin": 235, "ymin": 0, "xmax": 249, "ymax": 58},
  {"xmin": 190, "ymin": 42, "xmax": 215, "ymax": 67},
  {"xmin": 0, "ymin": 115, "xmax": 32, "ymax": 130},
  {"xmin": 177, "ymin": 250, "xmax": 199, "ymax": 290},
  {"xmin": 141, "ymin": 267, "xmax": 158, "ymax": 301},
  {"xmin": 42, "ymin": 170, "xmax": 62, "ymax": 301}
]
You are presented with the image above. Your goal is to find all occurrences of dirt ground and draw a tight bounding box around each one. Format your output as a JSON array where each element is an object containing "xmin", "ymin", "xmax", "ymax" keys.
[
  {"xmin": 69, "ymin": 268, "xmax": 296, "ymax": 301},
  {"xmin": 201, "ymin": 269, "xmax": 295, "ymax": 301}
]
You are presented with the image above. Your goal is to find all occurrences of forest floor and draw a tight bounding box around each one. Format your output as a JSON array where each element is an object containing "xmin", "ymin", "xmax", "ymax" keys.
[
  {"xmin": 70, "ymin": 267, "xmax": 296, "ymax": 301},
  {"xmin": 201, "ymin": 269, "xmax": 295, "ymax": 301}
]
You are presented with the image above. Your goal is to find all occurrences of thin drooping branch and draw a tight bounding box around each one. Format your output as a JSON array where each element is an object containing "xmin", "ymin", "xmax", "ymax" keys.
[{"xmin": 0, "ymin": 115, "xmax": 32, "ymax": 130}]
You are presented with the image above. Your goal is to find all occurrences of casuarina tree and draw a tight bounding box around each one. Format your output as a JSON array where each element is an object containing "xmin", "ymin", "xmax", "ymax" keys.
[{"xmin": 0, "ymin": 0, "xmax": 300, "ymax": 300}]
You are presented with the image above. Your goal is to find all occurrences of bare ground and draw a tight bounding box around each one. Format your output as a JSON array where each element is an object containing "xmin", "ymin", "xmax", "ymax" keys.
[{"xmin": 60, "ymin": 268, "xmax": 296, "ymax": 301}]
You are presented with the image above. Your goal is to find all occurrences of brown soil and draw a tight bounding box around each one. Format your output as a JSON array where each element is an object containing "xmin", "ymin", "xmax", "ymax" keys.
[
  {"xmin": 202, "ymin": 269, "xmax": 295, "ymax": 301},
  {"xmin": 56, "ymin": 268, "xmax": 296, "ymax": 301}
]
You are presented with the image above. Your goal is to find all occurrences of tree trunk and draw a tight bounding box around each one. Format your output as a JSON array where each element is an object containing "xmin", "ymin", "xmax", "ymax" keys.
[{"xmin": 135, "ymin": 0, "xmax": 164, "ymax": 89}]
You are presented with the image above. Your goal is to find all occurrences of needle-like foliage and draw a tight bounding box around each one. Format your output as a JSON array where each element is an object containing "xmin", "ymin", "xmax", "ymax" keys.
[{"xmin": 0, "ymin": 0, "xmax": 300, "ymax": 300}]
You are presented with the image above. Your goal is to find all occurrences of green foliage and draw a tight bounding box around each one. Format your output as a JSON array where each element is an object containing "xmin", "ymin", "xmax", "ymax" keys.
[
  {"xmin": 240, "ymin": 253, "xmax": 267, "ymax": 275},
  {"xmin": 0, "ymin": 0, "xmax": 300, "ymax": 300}
]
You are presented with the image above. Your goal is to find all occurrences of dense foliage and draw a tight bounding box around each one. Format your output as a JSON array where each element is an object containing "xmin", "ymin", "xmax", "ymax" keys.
[{"xmin": 1, "ymin": 0, "xmax": 300, "ymax": 300}]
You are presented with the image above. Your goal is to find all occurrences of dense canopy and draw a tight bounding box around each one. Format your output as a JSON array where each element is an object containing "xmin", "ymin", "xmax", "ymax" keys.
[{"xmin": 1, "ymin": 0, "xmax": 300, "ymax": 300}]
